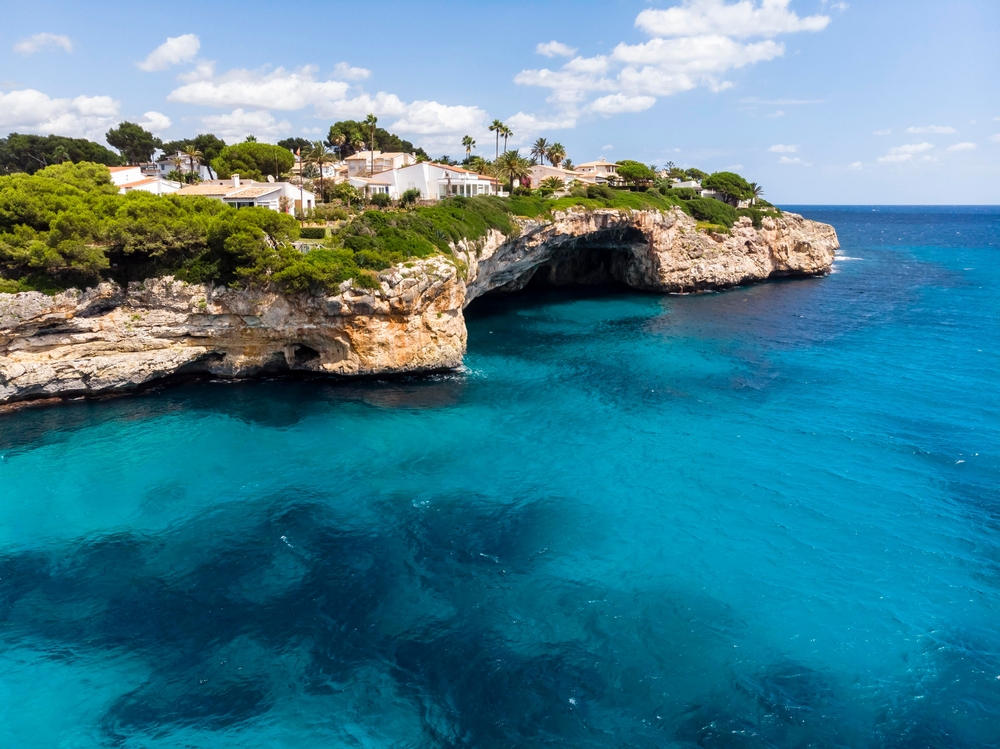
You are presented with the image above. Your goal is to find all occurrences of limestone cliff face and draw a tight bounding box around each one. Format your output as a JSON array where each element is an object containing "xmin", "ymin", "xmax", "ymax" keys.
[{"xmin": 0, "ymin": 208, "xmax": 837, "ymax": 406}]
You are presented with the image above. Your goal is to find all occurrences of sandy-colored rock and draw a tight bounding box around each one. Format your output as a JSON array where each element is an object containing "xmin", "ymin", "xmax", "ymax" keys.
[{"xmin": 0, "ymin": 207, "xmax": 837, "ymax": 405}]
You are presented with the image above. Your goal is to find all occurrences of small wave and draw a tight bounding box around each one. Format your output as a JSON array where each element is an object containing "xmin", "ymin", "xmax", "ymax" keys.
[{"xmin": 833, "ymin": 256, "xmax": 864, "ymax": 262}]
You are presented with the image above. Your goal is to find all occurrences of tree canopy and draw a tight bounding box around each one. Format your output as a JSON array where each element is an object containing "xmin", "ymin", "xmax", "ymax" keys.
[
  {"xmin": 0, "ymin": 133, "xmax": 122, "ymax": 175},
  {"xmin": 160, "ymin": 134, "xmax": 227, "ymax": 164},
  {"xmin": 325, "ymin": 120, "xmax": 429, "ymax": 160},
  {"xmin": 0, "ymin": 162, "xmax": 299, "ymax": 293},
  {"xmin": 105, "ymin": 122, "xmax": 162, "ymax": 164},
  {"xmin": 702, "ymin": 171, "xmax": 754, "ymax": 204},
  {"xmin": 210, "ymin": 142, "xmax": 295, "ymax": 180},
  {"xmin": 685, "ymin": 168, "xmax": 709, "ymax": 181},
  {"xmin": 615, "ymin": 160, "xmax": 657, "ymax": 187},
  {"xmin": 277, "ymin": 137, "xmax": 312, "ymax": 154}
]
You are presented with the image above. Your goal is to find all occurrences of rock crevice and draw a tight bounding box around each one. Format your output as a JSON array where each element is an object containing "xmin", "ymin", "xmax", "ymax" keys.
[{"xmin": 0, "ymin": 207, "xmax": 838, "ymax": 406}]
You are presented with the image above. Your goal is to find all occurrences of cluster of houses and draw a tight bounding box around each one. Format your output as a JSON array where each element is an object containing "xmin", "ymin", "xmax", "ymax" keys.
[{"xmin": 106, "ymin": 148, "xmax": 740, "ymax": 213}]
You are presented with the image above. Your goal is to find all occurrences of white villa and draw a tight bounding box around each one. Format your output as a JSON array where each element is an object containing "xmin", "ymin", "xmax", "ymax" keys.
[
  {"xmin": 175, "ymin": 175, "xmax": 316, "ymax": 213},
  {"xmin": 156, "ymin": 151, "xmax": 214, "ymax": 181},
  {"xmin": 350, "ymin": 162, "xmax": 499, "ymax": 201},
  {"xmin": 344, "ymin": 151, "xmax": 418, "ymax": 177},
  {"xmin": 576, "ymin": 158, "xmax": 619, "ymax": 183},
  {"xmin": 108, "ymin": 166, "xmax": 183, "ymax": 195}
]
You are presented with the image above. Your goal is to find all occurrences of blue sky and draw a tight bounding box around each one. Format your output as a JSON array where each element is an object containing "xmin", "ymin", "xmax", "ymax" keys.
[{"xmin": 1, "ymin": 0, "xmax": 998, "ymax": 204}]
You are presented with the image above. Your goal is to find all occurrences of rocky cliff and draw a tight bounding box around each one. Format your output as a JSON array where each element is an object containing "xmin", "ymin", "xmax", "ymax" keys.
[{"xmin": 0, "ymin": 207, "xmax": 838, "ymax": 407}]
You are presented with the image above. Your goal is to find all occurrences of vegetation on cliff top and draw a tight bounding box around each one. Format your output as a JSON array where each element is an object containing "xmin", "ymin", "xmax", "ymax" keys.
[{"xmin": 0, "ymin": 162, "xmax": 779, "ymax": 296}]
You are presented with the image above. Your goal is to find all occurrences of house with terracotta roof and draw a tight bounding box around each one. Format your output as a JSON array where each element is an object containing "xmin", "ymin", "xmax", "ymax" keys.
[
  {"xmin": 175, "ymin": 175, "xmax": 315, "ymax": 213},
  {"xmin": 108, "ymin": 166, "xmax": 144, "ymax": 188},
  {"xmin": 576, "ymin": 158, "xmax": 619, "ymax": 183},
  {"xmin": 528, "ymin": 164, "xmax": 595, "ymax": 187},
  {"xmin": 354, "ymin": 162, "xmax": 499, "ymax": 201}
]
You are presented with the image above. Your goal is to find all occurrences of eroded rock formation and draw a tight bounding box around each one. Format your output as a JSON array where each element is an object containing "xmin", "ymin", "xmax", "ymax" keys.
[{"xmin": 0, "ymin": 207, "xmax": 838, "ymax": 406}]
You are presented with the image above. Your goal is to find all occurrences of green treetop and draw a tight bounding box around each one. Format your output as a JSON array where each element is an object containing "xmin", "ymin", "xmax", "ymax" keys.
[
  {"xmin": 616, "ymin": 160, "xmax": 657, "ymax": 187},
  {"xmin": 211, "ymin": 142, "xmax": 295, "ymax": 180},
  {"xmin": 105, "ymin": 122, "xmax": 162, "ymax": 164},
  {"xmin": 702, "ymin": 171, "xmax": 754, "ymax": 205},
  {"xmin": 0, "ymin": 133, "xmax": 122, "ymax": 174}
]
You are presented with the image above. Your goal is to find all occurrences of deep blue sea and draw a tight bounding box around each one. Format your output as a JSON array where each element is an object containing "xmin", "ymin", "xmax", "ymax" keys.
[{"xmin": 1, "ymin": 206, "xmax": 999, "ymax": 748}]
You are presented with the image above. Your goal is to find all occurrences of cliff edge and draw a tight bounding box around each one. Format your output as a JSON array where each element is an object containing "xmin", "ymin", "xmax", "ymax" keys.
[{"xmin": 0, "ymin": 208, "xmax": 838, "ymax": 406}]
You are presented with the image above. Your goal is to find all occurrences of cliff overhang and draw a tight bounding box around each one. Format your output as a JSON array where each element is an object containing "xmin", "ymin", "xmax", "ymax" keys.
[{"xmin": 0, "ymin": 207, "xmax": 839, "ymax": 408}]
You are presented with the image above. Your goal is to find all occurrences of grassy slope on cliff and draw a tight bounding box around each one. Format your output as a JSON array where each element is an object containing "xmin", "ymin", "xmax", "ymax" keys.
[{"xmin": 1, "ymin": 162, "xmax": 755, "ymax": 296}]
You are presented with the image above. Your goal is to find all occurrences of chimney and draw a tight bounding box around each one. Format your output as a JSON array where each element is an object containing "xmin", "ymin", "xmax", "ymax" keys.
[{"xmin": 232, "ymin": 174, "xmax": 241, "ymax": 188}]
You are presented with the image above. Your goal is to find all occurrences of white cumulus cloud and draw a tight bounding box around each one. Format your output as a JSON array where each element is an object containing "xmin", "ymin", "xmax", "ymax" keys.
[
  {"xmin": 635, "ymin": 0, "xmax": 830, "ymax": 39},
  {"xmin": 769, "ymin": 144, "xmax": 797, "ymax": 153},
  {"xmin": 333, "ymin": 62, "xmax": 371, "ymax": 80},
  {"xmin": 138, "ymin": 34, "xmax": 201, "ymax": 72},
  {"xmin": 778, "ymin": 155, "xmax": 809, "ymax": 165},
  {"xmin": 905, "ymin": 125, "xmax": 956, "ymax": 134},
  {"xmin": 14, "ymin": 33, "xmax": 73, "ymax": 55},
  {"xmin": 166, "ymin": 58, "xmax": 488, "ymax": 154},
  {"xmin": 536, "ymin": 41, "xmax": 578, "ymax": 58},
  {"xmin": 513, "ymin": 0, "xmax": 833, "ymax": 132},
  {"xmin": 168, "ymin": 66, "xmax": 350, "ymax": 110},
  {"xmin": 873, "ymin": 129, "xmax": 891, "ymax": 136},
  {"xmin": 848, "ymin": 161, "xmax": 863, "ymax": 171},
  {"xmin": 946, "ymin": 142, "xmax": 976, "ymax": 151},
  {"xmin": 991, "ymin": 134, "xmax": 1000, "ymax": 142},
  {"xmin": 0, "ymin": 88, "xmax": 119, "ymax": 140},
  {"xmin": 590, "ymin": 94, "xmax": 657, "ymax": 114},
  {"xmin": 199, "ymin": 109, "xmax": 292, "ymax": 142},
  {"xmin": 136, "ymin": 111, "xmax": 172, "ymax": 135}
]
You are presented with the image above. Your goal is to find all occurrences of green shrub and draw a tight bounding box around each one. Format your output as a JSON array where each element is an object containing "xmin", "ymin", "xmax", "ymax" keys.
[
  {"xmin": 369, "ymin": 193, "xmax": 391, "ymax": 208},
  {"xmin": 569, "ymin": 186, "xmax": 588, "ymax": 198},
  {"xmin": 670, "ymin": 187, "xmax": 699, "ymax": 200},
  {"xmin": 299, "ymin": 227, "xmax": 327, "ymax": 239},
  {"xmin": 586, "ymin": 184, "xmax": 615, "ymax": 200},
  {"xmin": 400, "ymin": 188, "xmax": 422, "ymax": 206},
  {"xmin": 687, "ymin": 198, "xmax": 738, "ymax": 228}
]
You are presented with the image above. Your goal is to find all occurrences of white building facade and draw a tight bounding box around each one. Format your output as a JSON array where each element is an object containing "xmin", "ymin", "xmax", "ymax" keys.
[
  {"xmin": 175, "ymin": 176, "xmax": 315, "ymax": 213},
  {"xmin": 352, "ymin": 163, "xmax": 499, "ymax": 201}
]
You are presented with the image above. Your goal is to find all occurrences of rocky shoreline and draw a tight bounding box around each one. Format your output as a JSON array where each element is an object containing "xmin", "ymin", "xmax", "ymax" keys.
[{"xmin": 0, "ymin": 207, "xmax": 838, "ymax": 408}]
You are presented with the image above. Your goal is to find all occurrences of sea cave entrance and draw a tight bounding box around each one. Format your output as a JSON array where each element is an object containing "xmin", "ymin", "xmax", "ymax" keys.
[{"xmin": 466, "ymin": 226, "xmax": 652, "ymax": 310}]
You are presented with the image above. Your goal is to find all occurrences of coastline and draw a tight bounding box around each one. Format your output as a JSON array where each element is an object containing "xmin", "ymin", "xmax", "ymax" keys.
[{"xmin": 0, "ymin": 206, "xmax": 838, "ymax": 409}]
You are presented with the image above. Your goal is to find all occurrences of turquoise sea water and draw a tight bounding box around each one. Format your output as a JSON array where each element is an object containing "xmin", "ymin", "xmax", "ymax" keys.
[{"xmin": 1, "ymin": 206, "xmax": 998, "ymax": 747}]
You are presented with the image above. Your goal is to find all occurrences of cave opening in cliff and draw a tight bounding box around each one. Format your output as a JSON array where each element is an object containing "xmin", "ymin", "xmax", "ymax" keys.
[{"xmin": 473, "ymin": 227, "xmax": 650, "ymax": 306}]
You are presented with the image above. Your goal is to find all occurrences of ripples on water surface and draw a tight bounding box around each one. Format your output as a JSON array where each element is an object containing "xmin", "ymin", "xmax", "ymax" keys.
[{"xmin": 1, "ymin": 206, "xmax": 998, "ymax": 747}]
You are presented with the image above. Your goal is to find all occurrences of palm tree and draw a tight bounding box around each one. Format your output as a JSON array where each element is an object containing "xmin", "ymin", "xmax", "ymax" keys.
[
  {"xmin": 182, "ymin": 145, "xmax": 203, "ymax": 182},
  {"xmin": 530, "ymin": 137, "xmax": 550, "ymax": 165},
  {"xmin": 665, "ymin": 161, "xmax": 676, "ymax": 172},
  {"xmin": 489, "ymin": 119, "xmax": 504, "ymax": 160},
  {"xmin": 749, "ymin": 182, "xmax": 764, "ymax": 206},
  {"xmin": 540, "ymin": 176, "xmax": 565, "ymax": 191},
  {"xmin": 547, "ymin": 142, "xmax": 566, "ymax": 168},
  {"xmin": 330, "ymin": 132, "xmax": 347, "ymax": 160},
  {"xmin": 363, "ymin": 113, "xmax": 379, "ymax": 176},
  {"xmin": 170, "ymin": 154, "xmax": 185, "ymax": 176},
  {"xmin": 245, "ymin": 135, "xmax": 257, "ymax": 142},
  {"xmin": 462, "ymin": 135, "xmax": 476, "ymax": 163},
  {"xmin": 562, "ymin": 158, "xmax": 574, "ymax": 171},
  {"xmin": 308, "ymin": 142, "xmax": 337, "ymax": 200},
  {"xmin": 500, "ymin": 125, "xmax": 513, "ymax": 154},
  {"xmin": 495, "ymin": 150, "xmax": 531, "ymax": 190},
  {"xmin": 468, "ymin": 156, "xmax": 493, "ymax": 176}
]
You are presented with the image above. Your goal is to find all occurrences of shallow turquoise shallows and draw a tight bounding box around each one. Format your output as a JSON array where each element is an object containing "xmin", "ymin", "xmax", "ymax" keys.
[{"xmin": 1, "ymin": 207, "xmax": 999, "ymax": 748}]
